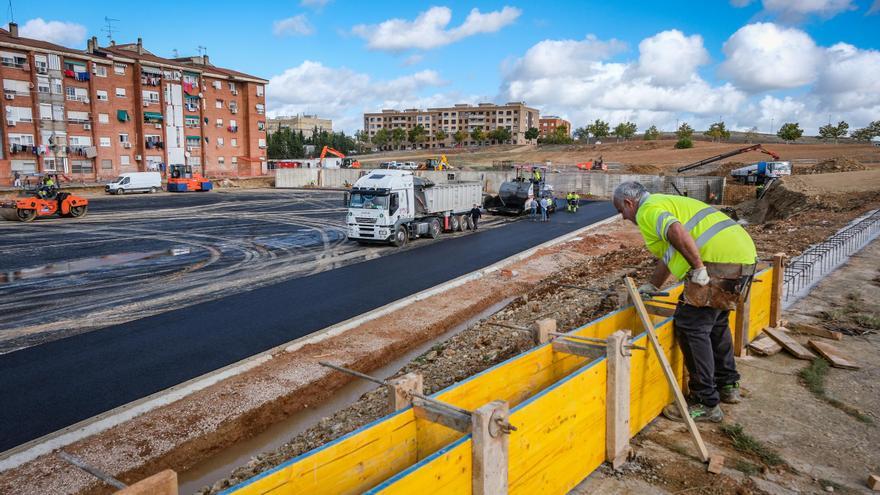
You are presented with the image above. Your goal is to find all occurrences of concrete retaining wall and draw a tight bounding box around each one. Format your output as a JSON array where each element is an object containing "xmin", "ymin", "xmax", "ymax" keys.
[{"xmin": 275, "ymin": 169, "xmax": 725, "ymax": 202}]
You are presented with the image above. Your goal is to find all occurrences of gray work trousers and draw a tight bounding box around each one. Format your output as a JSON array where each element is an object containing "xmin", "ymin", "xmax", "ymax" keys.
[{"xmin": 673, "ymin": 303, "xmax": 741, "ymax": 407}]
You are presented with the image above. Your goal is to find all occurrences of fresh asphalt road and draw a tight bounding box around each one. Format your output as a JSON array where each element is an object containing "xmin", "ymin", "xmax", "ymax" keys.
[{"xmin": 0, "ymin": 200, "xmax": 616, "ymax": 452}]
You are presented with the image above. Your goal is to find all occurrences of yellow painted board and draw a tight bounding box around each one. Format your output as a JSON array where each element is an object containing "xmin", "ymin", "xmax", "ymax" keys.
[
  {"xmin": 629, "ymin": 320, "xmax": 683, "ymax": 434},
  {"xmin": 747, "ymin": 268, "xmax": 773, "ymax": 342},
  {"xmin": 365, "ymin": 437, "xmax": 473, "ymax": 494}
]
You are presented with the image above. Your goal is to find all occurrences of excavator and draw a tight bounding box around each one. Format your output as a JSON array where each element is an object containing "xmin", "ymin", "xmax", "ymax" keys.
[
  {"xmin": 0, "ymin": 173, "xmax": 88, "ymax": 222},
  {"xmin": 421, "ymin": 155, "xmax": 450, "ymax": 170},
  {"xmin": 319, "ymin": 146, "xmax": 361, "ymax": 168}
]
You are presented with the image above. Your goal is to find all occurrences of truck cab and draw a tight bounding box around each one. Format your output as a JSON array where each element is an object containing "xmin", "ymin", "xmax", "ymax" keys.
[{"xmin": 346, "ymin": 170, "xmax": 415, "ymax": 244}]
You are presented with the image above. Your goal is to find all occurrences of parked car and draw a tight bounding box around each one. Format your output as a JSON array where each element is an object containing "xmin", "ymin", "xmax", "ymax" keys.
[
  {"xmin": 380, "ymin": 161, "xmax": 401, "ymax": 169},
  {"xmin": 401, "ymin": 161, "xmax": 418, "ymax": 170},
  {"xmin": 105, "ymin": 172, "xmax": 162, "ymax": 195}
]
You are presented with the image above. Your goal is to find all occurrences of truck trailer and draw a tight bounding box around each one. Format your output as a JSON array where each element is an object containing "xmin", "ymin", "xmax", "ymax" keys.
[
  {"xmin": 730, "ymin": 160, "xmax": 792, "ymax": 184},
  {"xmin": 345, "ymin": 169, "xmax": 482, "ymax": 246}
]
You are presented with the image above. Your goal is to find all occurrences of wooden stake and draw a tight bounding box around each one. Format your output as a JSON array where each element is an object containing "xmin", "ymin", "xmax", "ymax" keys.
[
  {"xmin": 387, "ymin": 372, "xmax": 423, "ymax": 413},
  {"xmin": 769, "ymin": 253, "xmax": 785, "ymax": 328},
  {"xmin": 532, "ymin": 318, "xmax": 556, "ymax": 345},
  {"xmin": 472, "ymin": 401, "xmax": 509, "ymax": 495},
  {"xmin": 734, "ymin": 293, "xmax": 750, "ymax": 357},
  {"xmin": 623, "ymin": 277, "xmax": 710, "ymax": 463},
  {"xmin": 606, "ymin": 330, "xmax": 632, "ymax": 469}
]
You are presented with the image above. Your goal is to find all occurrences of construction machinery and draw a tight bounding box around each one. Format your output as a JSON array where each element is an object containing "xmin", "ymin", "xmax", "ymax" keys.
[
  {"xmin": 167, "ymin": 164, "xmax": 213, "ymax": 192},
  {"xmin": 0, "ymin": 174, "xmax": 88, "ymax": 222},
  {"xmin": 485, "ymin": 164, "xmax": 556, "ymax": 215},
  {"xmin": 319, "ymin": 146, "xmax": 361, "ymax": 169},
  {"xmin": 576, "ymin": 156, "xmax": 606, "ymax": 171},
  {"xmin": 421, "ymin": 155, "xmax": 450, "ymax": 171},
  {"xmin": 676, "ymin": 144, "xmax": 780, "ymax": 173}
]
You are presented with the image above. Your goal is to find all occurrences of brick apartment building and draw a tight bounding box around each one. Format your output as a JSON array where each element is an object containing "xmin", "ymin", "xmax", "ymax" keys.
[
  {"xmin": 267, "ymin": 114, "xmax": 332, "ymax": 137},
  {"xmin": 363, "ymin": 102, "xmax": 539, "ymax": 148},
  {"xmin": 538, "ymin": 116, "xmax": 570, "ymax": 139},
  {"xmin": 0, "ymin": 23, "xmax": 268, "ymax": 186}
]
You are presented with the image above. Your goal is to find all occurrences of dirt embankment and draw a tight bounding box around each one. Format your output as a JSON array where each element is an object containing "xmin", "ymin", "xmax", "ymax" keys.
[{"xmin": 794, "ymin": 156, "xmax": 867, "ymax": 175}]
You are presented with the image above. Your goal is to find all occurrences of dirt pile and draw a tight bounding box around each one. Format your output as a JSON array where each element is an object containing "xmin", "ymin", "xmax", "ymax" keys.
[
  {"xmin": 625, "ymin": 164, "xmax": 664, "ymax": 175},
  {"xmin": 796, "ymin": 156, "xmax": 866, "ymax": 174}
]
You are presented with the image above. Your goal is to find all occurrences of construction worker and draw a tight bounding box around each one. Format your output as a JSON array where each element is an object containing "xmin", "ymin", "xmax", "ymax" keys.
[
  {"xmin": 566, "ymin": 192, "xmax": 575, "ymax": 212},
  {"xmin": 532, "ymin": 166, "xmax": 542, "ymax": 183},
  {"xmin": 571, "ymin": 191, "xmax": 580, "ymax": 212},
  {"xmin": 469, "ymin": 204, "xmax": 482, "ymax": 230},
  {"xmin": 755, "ymin": 181, "xmax": 766, "ymax": 199},
  {"xmin": 612, "ymin": 181, "xmax": 757, "ymax": 423}
]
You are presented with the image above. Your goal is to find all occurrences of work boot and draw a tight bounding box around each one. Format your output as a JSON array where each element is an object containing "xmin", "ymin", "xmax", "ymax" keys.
[
  {"xmin": 662, "ymin": 402, "xmax": 723, "ymax": 423},
  {"xmin": 719, "ymin": 382, "xmax": 742, "ymax": 404}
]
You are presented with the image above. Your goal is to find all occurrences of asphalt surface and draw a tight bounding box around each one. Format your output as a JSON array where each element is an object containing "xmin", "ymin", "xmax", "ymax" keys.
[{"xmin": 0, "ymin": 198, "xmax": 615, "ymax": 452}]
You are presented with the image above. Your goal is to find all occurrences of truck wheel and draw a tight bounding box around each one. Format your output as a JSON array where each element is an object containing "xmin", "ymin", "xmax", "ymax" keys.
[
  {"xmin": 457, "ymin": 215, "xmax": 467, "ymax": 232},
  {"xmin": 428, "ymin": 218, "xmax": 441, "ymax": 239},
  {"xmin": 448, "ymin": 215, "xmax": 460, "ymax": 232},
  {"xmin": 392, "ymin": 226, "xmax": 408, "ymax": 247},
  {"xmin": 116, "ymin": 188, "xmax": 125, "ymax": 195},
  {"xmin": 150, "ymin": 187, "xmax": 159, "ymax": 193}
]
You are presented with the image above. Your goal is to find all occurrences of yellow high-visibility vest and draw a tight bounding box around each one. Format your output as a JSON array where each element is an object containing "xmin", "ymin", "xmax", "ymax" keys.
[{"xmin": 636, "ymin": 194, "xmax": 756, "ymax": 280}]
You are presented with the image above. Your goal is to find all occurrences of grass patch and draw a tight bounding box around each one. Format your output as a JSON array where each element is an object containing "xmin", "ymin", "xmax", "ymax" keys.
[
  {"xmin": 799, "ymin": 358, "xmax": 874, "ymax": 424},
  {"xmin": 733, "ymin": 459, "xmax": 760, "ymax": 476},
  {"xmin": 852, "ymin": 313, "xmax": 880, "ymax": 330},
  {"xmin": 720, "ymin": 423, "xmax": 785, "ymax": 467}
]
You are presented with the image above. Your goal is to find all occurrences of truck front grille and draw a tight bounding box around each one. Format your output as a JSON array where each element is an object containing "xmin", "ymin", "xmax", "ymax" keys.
[{"xmin": 356, "ymin": 217, "xmax": 377, "ymax": 224}]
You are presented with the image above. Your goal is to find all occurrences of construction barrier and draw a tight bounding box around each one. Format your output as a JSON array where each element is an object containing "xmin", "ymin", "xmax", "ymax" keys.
[{"xmin": 220, "ymin": 266, "xmax": 776, "ymax": 495}]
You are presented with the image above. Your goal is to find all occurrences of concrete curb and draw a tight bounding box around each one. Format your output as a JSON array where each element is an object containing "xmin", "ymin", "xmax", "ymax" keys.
[{"xmin": 0, "ymin": 212, "xmax": 620, "ymax": 470}]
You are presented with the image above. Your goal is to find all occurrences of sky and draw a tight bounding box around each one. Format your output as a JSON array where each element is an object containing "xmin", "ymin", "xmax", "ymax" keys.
[{"xmin": 7, "ymin": 0, "xmax": 880, "ymax": 135}]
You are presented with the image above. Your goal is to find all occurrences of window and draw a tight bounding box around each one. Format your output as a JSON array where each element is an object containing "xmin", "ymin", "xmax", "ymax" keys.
[
  {"xmin": 229, "ymin": 119, "xmax": 237, "ymax": 129},
  {"xmin": 231, "ymin": 156, "xmax": 238, "ymax": 164},
  {"xmin": 9, "ymin": 133, "xmax": 35, "ymax": 146},
  {"xmin": 258, "ymin": 121, "xmax": 265, "ymax": 131},
  {"xmin": 218, "ymin": 156, "xmax": 225, "ymax": 164},
  {"xmin": 98, "ymin": 113, "xmax": 109, "ymax": 124},
  {"xmin": 43, "ymin": 157, "xmax": 59, "ymax": 172},
  {"xmin": 142, "ymin": 90, "xmax": 159, "ymax": 102},
  {"xmin": 231, "ymin": 138, "xmax": 238, "ymax": 147},
  {"xmin": 100, "ymin": 137, "xmax": 111, "ymax": 147},
  {"xmin": 256, "ymin": 103, "xmax": 265, "ymax": 115},
  {"xmin": 114, "ymin": 63, "xmax": 126, "ymax": 75},
  {"xmin": 1, "ymin": 51, "xmax": 27, "ymax": 68},
  {"xmin": 119, "ymin": 133, "xmax": 129, "ymax": 143},
  {"xmin": 71, "ymin": 160, "xmax": 93, "ymax": 174},
  {"xmin": 52, "ymin": 104, "xmax": 64, "ymax": 121},
  {"xmin": 34, "ymin": 55, "xmax": 48, "ymax": 74},
  {"xmin": 256, "ymin": 85, "xmax": 264, "ymax": 97},
  {"xmin": 37, "ymin": 77, "xmax": 50, "ymax": 94},
  {"xmin": 212, "ymin": 80, "xmax": 221, "ymax": 89},
  {"xmin": 217, "ymin": 137, "xmax": 224, "ymax": 146},
  {"xmin": 6, "ymin": 106, "xmax": 33, "ymax": 123},
  {"xmin": 67, "ymin": 111, "xmax": 89, "ymax": 124},
  {"xmin": 215, "ymin": 99, "xmax": 223, "ymax": 109},
  {"xmin": 11, "ymin": 160, "xmax": 37, "ymax": 172},
  {"xmin": 185, "ymin": 116, "xmax": 199, "ymax": 128},
  {"xmin": 3, "ymin": 79, "xmax": 29, "ymax": 95},
  {"xmin": 120, "ymin": 155, "xmax": 131, "ymax": 166},
  {"xmin": 39, "ymin": 103, "xmax": 52, "ymax": 121},
  {"xmin": 258, "ymin": 138, "xmax": 266, "ymax": 148},
  {"xmin": 115, "ymin": 87, "xmax": 126, "ymax": 98},
  {"xmin": 51, "ymin": 78, "xmax": 62, "ymax": 95},
  {"xmin": 69, "ymin": 136, "xmax": 92, "ymax": 146},
  {"xmin": 228, "ymin": 82, "xmax": 236, "ymax": 92},
  {"xmin": 93, "ymin": 65, "xmax": 107, "ymax": 77},
  {"xmin": 216, "ymin": 118, "xmax": 223, "ymax": 127},
  {"xmin": 101, "ymin": 159, "xmax": 113, "ymax": 170}
]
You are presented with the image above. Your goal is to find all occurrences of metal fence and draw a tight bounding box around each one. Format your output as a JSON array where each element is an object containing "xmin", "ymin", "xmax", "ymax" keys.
[{"xmin": 783, "ymin": 208, "xmax": 880, "ymax": 307}]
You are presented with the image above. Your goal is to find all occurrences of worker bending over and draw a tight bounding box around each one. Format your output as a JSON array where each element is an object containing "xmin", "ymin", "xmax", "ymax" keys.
[
  {"xmin": 566, "ymin": 191, "xmax": 580, "ymax": 213},
  {"xmin": 612, "ymin": 181, "xmax": 757, "ymax": 423}
]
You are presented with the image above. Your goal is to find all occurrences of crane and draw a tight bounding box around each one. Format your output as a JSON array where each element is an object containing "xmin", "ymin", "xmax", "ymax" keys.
[
  {"xmin": 319, "ymin": 146, "xmax": 361, "ymax": 169},
  {"xmin": 676, "ymin": 144, "xmax": 780, "ymax": 173}
]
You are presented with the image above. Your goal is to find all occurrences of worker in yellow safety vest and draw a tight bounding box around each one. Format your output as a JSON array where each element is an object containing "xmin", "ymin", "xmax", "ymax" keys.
[{"xmin": 612, "ymin": 181, "xmax": 757, "ymax": 423}]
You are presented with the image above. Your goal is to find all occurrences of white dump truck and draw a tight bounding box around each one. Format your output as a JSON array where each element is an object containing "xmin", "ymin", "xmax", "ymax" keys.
[{"xmin": 345, "ymin": 169, "xmax": 482, "ymax": 246}]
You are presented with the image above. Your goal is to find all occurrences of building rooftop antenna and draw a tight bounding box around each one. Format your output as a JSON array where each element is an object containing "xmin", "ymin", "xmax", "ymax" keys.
[
  {"xmin": 197, "ymin": 45, "xmax": 207, "ymax": 57},
  {"xmin": 7, "ymin": 0, "xmax": 14, "ymax": 24},
  {"xmin": 102, "ymin": 16, "xmax": 120, "ymax": 43},
  {"xmin": 172, "ymin": 48, "xmax": 179, "ymax": 58}
]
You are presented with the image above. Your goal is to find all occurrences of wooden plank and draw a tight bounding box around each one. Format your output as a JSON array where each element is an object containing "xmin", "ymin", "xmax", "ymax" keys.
[
  {"xmin": 734, "ymin": 293, "xmax": 750, "ymax": 357},
  {"xmin": 606, "ymin": 330, "xmax": 631, "ymax": 469},
  {"xmin": 471, "ymin": 401, "xmax": 509, "ymax": 495},
  {"xmin": 645, "ymin": 303, "xmax": 675, "ymax": 318},
  {"xmin": 747, "ymin": 268, "xmax": 774, "ymax": 342},
  {"xmin": 748, "ymin": 336, "xmax": 782, "ymax": 356},
  {"xmin": 115, "ymin": 470, "xmax": 177, "ymax": 495},
  {"xmin": 764, "ymin": 327, "xmax": 816, "ymax": 360},
  {"xmin": 769, "ymin": 254, "xmax": 785, "ymax": 328},
  {"xmin": 789, "ymin": 322, "xmax": 843, "ymax": 341},
  {"xmin": 624, "ymin": 277, "xmax": 710, "ymax": 463},
  {"xmin": 808, "ymin": 340, "xmax": 860, "ymax": 370}
]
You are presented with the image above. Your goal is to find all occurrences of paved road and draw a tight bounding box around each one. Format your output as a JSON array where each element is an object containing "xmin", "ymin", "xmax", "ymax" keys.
[{"xmin": 0, "ymin": 200, "xmax": 616, "ymax": 452}]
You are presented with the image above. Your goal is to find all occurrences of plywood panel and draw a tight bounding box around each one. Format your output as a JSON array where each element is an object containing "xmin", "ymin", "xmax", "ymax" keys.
[
  {"xmin": 365, "ymin": 438, "xmax": 472, "ymax": 495},
  {"xmin": 747, "ymin": 268, "xmax": 774, "ymax": 342}
]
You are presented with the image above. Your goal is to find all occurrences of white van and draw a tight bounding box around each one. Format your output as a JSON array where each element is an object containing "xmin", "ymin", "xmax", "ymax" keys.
[{"xmin": 105, "ymin": 172, "xmax": 163, "ymax": 195}]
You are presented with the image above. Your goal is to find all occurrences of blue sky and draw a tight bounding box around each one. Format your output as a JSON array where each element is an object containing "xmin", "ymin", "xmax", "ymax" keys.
[{"xmin": 9, "ymin": 0, "xmax": 880, "ymax": 134}]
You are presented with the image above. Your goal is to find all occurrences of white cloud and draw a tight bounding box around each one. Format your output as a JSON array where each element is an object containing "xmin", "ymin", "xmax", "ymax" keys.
[
  {"xmin": 300, "ymin": 0, "xmax": 331, "ymax": 8},
  {"xmin": 352, "ymin": 6, "xmax": 521, "ymax": 52},
  {"xmin": 814, "ymin": 43, "xmax": 880, "ymax": 118},
  {"xmin": 19, "ymin": 18, "xmax": 87, "ymax": 47},
  {"xmin": 503, "ymin": 35, "xmax": 627, "ymax": 80},
  {"xmin": 273, "ymin": 14, "xmax": 314, "ymax": 37},
  {"xmin": 636, "ymin": 30, "xmax": 709, "ymax": 86},
  {"xmin": 870, "ymin": 0, "xmax": 880, "ymax": 14},
  {"xmin": 402, "ymin": 54, "xmax": 424, "ymax": 66},
  {"xmin": 266, "ymin": 61, "xmax": 457, "ymax": 133},
  {"xmin": 719, "ymin": 23, "xmax": 821, "ymax": 91},
  {"xmin": 728, "ymin": 0, "xmax": 856, "ymax": 19}
]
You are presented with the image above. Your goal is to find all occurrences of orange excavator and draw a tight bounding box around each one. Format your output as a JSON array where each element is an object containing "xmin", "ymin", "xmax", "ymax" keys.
[
  {"xmin": 319, "ymin": 146, "xmax": 361, "ymax": 168},
  {"xmin": 0, "ymin": 173, "xmax": 88, "ymax": 222}
]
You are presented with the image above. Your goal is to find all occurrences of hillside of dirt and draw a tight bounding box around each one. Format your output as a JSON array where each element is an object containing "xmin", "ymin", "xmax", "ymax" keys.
[{"xmin": 794, "ymin": 156, "xmax": 867, "ymax": 174}]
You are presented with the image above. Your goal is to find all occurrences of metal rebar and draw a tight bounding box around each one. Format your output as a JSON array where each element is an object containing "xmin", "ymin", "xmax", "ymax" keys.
[{"xmin": 57, "ymin": 451, "xmax": 126, "ymax": 490}]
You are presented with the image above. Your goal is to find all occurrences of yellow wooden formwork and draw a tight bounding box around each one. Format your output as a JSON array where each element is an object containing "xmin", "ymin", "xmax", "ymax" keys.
[{"xmin": 222, "ymin": 269, "xmax": 776, "ymax": 495}]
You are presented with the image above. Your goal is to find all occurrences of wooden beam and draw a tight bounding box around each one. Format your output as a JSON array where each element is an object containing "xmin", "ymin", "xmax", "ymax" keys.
[
  {"xmin": 552, "ymin": 339, "xmax": 603, "ymax": 359},
  {"xmin": 733, "ymin": 294, "xmax": 750, "ymax": 357},
  {"xmin": 645, "ymin": 303, "xmax": 676, "ymax": 318},
  {"xmin": 789, "ymin": 322, "xmax": 842, "ymax": 341},
  {"xmin": 388, "ymin": 373, "xmax": 423, "ymax": 413},
  {"xmin": 748, "ymin": 336, "xmax": 782, "ymax": 356},
  {"xmin": 413, "ymin": 398, "xmax": 471, "ymax": 433},
  {"xmin": 808, "ymin": 340, "xmax": 860, "ymax": 370},
  {"xmin": 769, "ymin": 253, "xmax": 785, "ymax": 328},
  {"xmin": 623, "ymin": 277, "xmax": 710, "ymax": 463},
  {"xmin": 606, "ymin": 330, "xmax": 631, "ymax": 469},
  {"xmin": 764, "ymin": 327, "xmax": 815, "ymax": 360},
  {"xmin": 115, "ymin": 470, "xmax": 178, "ymax": 495},
  {"xmin": 472, "ymin": 401, "xmax": 509, "ymax": 495}
]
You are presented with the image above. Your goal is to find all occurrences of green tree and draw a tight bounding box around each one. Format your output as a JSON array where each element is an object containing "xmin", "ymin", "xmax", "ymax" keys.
[
  {"xmin": 408, "ymin": 124, "xmax": 428, "ymax": 148},
  {"xmin": 675, "ymin": 122, "xmax": 694, "ymax": 149},
  {"xmin": 492, "ymin": 126, "xmax": 512, "ymax": 144},
  {"xmin": 524, "ymin": 127, "xmax": 539, "ymax": 141},
  {"xmin": 744, "ymin": 126, "xmax": 759, "ymax": 144},
  {"xmin": 818, "ymin": 120, "xmax": 849, "ymax": 143},
  {"xmin": 704, "ymin": 121, "xmax": 731, "ymax": 142},
  {"xmin": 391, "ymin": 127, "xmax": 407, "ymax": 149},
  {"xmin": 850, "ymin": 127, "xmax": 874, "ymax": 141},
  {"xmin": 573, "ymin": 126, "xmax": 590, "ymax": 142},
  {"xmin": 372, "ymin": 128, "xmax": 390, "ymax": 149},
  {"xmin": 434, "ymin": 128, "xmax": 447, "ymax": 142},
  {"xmin": 470, "ymin": 127, "xmax": 485, "ymax": 145},
  {"xmin": 776, "ymin": 122, "xmax": 803, "ymax": 143},
  {"xmin": 613, "ymin": 121, "xmax": 637, "ymax": 141},
  {"xmin": 586, "ymin": 119, "xmax": 610, "ymax": 142},
  {"xmin": 643, "ymin": 125, "xmax": 660, "ymax": 140},
  {"xmin": 453, "ymin": 130, "xmax": 469, "ymax": 147}
]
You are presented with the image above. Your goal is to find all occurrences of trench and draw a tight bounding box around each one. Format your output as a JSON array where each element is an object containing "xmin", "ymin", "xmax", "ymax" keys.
[{"xmin": 177, "ymin": 296, "xmax": 517, "ymax": 494}]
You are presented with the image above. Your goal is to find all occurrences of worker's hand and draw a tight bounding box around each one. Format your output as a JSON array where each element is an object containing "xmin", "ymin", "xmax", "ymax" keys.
[
  {"xmin": 690, "ymin": 266, "xmax": 710, "ymax": 286},
  {"xmin": 638, "ymin": 283, "xmax": 659, "ymax": 296}
]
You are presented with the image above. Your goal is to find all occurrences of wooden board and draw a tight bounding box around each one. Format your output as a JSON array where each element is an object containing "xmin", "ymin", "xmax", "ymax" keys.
[
  {"xmin": 748, "ymin": 336, "xmax": 782, "ymax": 356},
  {"xmin": 764, "ymin": 327, "xmax": 816, "ymax": 360},
  {"xmin": 747, "ymin": 268, "xmax": 774, "ymax": 342},
  {"xmin": 789, "ymin": 322, "xmax": 843, "ymax": 341},
  {"xmin": 808, "ymin": 340, "xmax": 860, "ymax": 370}
]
